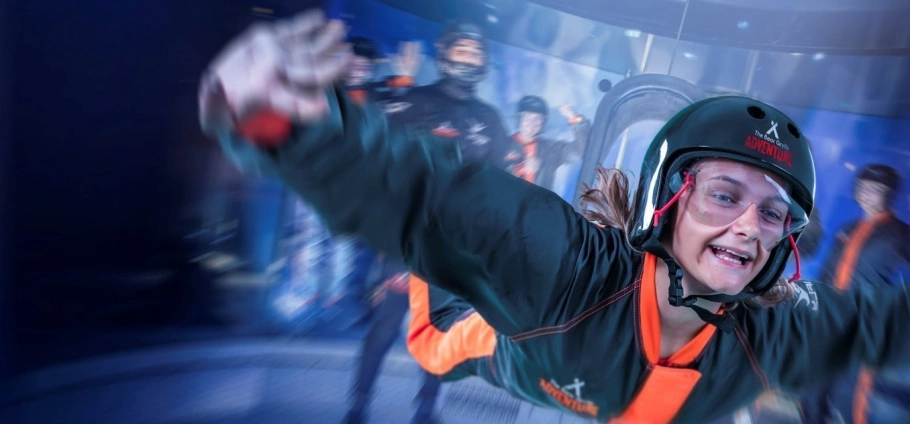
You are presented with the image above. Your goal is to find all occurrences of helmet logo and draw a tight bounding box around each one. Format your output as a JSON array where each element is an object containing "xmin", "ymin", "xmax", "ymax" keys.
[
  {"xmin": 766, "ymin": 121, "xmax": 779, "ymax": 139},
  {"xmin": 745, "ymin": 130, "xmax": 793, "ymax": 168}
]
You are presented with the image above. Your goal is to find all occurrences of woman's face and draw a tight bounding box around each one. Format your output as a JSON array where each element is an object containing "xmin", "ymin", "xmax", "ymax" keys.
[{"xmin": 667, "ymin": 159, "xmax": 794, "ymax": 296}]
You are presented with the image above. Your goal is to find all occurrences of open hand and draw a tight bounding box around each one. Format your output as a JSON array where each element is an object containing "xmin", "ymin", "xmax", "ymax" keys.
[
  {"xmin": 558, "ymin": 104, "xmax": 577, "ymax": 121},
  {"xmin": 203, "ymin": 9, "xmax": 353, "ymax": 125},
  {"xmin": 391, "ymin": 41, "xmax": 423, "ymax": 77}
]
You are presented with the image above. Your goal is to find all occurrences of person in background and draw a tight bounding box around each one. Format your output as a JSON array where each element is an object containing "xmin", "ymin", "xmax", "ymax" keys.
[
  {"xmin": 345, "ymin": 35, "xmax": 420, "ymax": 107},
  {"xmin": 800, "ymin": 164, "xmax": 910, "ymax": 424},
  {"xmin": 505, "ymin": 95, "xmax": 590, "ymax": 193},
  {"xmin": 343, "ymin": 21, "xmax": 513, "ymax": 424}
]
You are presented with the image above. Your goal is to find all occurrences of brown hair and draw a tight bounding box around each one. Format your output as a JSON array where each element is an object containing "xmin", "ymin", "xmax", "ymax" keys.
[
  {"xmin": 577, "ymin": 165, "xmax": 794, "ymax": 309},
  {"xmin": 578, "ymin": 167, "xmax": 635, "ymax": 234},
  {"xmin": 741, "ymin": 277, "xmax": 794, "ymax": 309}
]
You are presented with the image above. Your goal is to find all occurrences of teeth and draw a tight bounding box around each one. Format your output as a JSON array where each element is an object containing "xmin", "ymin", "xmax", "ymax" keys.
[
  {"xmin": 712, "ymin": 246, "xmax": 750, "ymax": 262},
  {"xmin": 715, "ymin": 253, "xmax": 741, "ymax": 264}
]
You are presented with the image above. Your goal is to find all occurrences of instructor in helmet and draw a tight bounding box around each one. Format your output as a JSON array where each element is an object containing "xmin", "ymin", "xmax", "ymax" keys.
[{"xmin": 381, "ymin": 21, "xmax": 516, "ymax": 169}]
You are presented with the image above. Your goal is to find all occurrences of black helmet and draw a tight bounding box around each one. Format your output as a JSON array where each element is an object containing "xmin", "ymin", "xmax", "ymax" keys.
[
  {"xmin": 435, "ymin": 21, "xmax": 488, "ymax": 88},
  {"xmin": 629, "ymin": 96, "xmax": 815, "ymax": 322},
  {"xmin": 518, "ymin": 95, "xmax": 549, "ymax": 117},
  {"xmin": 855, "ymin": 163, "xmax": 901, "ymax": 201},
  {"xmin": 436, "ymin": 21, "xmax": 487, "ymax": 62},
  {"xmin": 348, "ymin": 36, "xmax": 380, "ymax": 60}
]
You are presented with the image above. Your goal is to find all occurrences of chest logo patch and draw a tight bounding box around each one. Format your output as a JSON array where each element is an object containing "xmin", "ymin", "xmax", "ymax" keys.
[
  {"xmin": 539, "ymin": 378, "xmax": 599, "ymax": 417},
  {"xmin": 431, "ymin": 121, "xmax": 460, "ymax": 138},
  {"xmin": 465, "ymin": 118, "xmax": 490, "ymax": 146},
  {"xmin": 791, "ymin": 281, "xmax": 819, "ymax": 312}
]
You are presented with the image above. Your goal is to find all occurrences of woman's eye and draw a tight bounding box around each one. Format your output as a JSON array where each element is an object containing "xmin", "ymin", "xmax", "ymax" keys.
[
  {"xmin": 712, "ymin": 193, "xmax": 735, "ymax": 203},
  {"xmin": 761, "ymin": 209, "xmax": 784, "ymax": 222}
]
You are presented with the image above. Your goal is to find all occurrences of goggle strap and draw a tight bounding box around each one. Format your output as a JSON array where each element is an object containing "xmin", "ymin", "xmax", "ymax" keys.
[
  {"xmin": 787, "ymin": 214, "xmax": 801, "ymax": 282},
  {"xmin": 653, "ymin": 173, "xmax": 694, "ymax": 227}
]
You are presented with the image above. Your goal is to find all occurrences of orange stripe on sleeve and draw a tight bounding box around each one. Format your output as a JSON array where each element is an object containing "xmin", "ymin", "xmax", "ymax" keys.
[
  {"xmin": 852, "ymin": 367, "xmax": 873, "ymax": 424},
  {"xmin": 834, "ymin": 213, "xmax": 892, "ymax": 291},
  {"xmin": 406, "ymin": 275, "xmax": 497, "ymax": 375}
]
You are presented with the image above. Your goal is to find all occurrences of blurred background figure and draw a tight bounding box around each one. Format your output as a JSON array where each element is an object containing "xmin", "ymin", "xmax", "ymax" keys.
[
  {"xmin": 506, "ymin": 95, "xmax": 591, "ymax": 193},
  {"xmin": 801, "ymin": 164, "xmax": 910, "ymax": 424},
  {"xmin": 345, "ymin": 35, "xmax": 421, "ymax": 106},
  {"xmin": 267, "ymin": 31, "xmax": 422, "ymax": 336},
  {"xmin": 344, "ymin": 19, "xmax": 516, "ymax": 424}
]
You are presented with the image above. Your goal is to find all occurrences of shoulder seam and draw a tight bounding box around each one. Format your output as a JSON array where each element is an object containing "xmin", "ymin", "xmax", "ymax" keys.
[{"xmin": 509, "ymin": 281, "xmax": 638, "ymax": 342}]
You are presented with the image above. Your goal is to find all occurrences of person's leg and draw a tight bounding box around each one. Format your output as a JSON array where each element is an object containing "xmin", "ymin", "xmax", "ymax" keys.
[
  {"xmin": 345, "ymin": 285, "xmax": 410, "ymax": 423},
  {"xmin": 407, "ymin": 275, "xmax": 497, "ymax": 380},
  {"xmin": 411, "ymin": 371, "xmax": 442, "ymax": 423},
  {"xmin": 346, "ymin": 239, "xmax": 377, "ymax": 302},
  {"xmin": 800, "ymin": 385, "xmax": 835, "ymax": 424},
  {"xmin": 868, "ymin": 370, "xmax": 910, "ymax": 424},
  {"xmin": 407, "ymin": 275, "xmax": 497, "ymax": 424},
  {"xmin": 824, "ymin": 368, "xmax": 862, "ymax": 424}
]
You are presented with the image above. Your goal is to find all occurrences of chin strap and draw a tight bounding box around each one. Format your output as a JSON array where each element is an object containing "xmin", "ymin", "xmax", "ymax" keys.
[
  {"xmin": 657, "ymin": 253, "xmax": 736, "ymax": 333},
  {"xmin": 682, "ymin": 234, "xmax": 802, "ymax": 305},
  {"xmin": 438, "ymin": 75, "xmax": 477, "ymax": 100}
]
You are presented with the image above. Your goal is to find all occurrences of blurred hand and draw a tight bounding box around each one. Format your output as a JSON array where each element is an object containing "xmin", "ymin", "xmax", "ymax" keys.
[
  {"xmin": 558, "ymin": 104, "xmax": 577, "ymax": 121},
  {"xmin": 204, "ymin": 9, "xmax": 353, "ymax": 125},
  {"xmin": 391, "ymin": 41, "xmax": 423, "ymax": 77},
  {"xmin": 370, "ymin": 285, "xmax": 387, "ymax": 308},
  {"xmin": 385, "ymin": 272, "xmax": 411, "ymax": 293},
  {"xmin": 369, "ymin": 273, "xmax": 410, "ymax": 307},
  {"xmin": 523, "ymin": 157, "xmax": 541, "ymax": 174}
]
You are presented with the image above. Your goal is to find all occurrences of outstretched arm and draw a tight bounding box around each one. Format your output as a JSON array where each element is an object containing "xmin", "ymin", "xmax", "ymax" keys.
[
  {"xmin": 762, "ymin": 280, "xmax": 910, "ymax": 393},
  {"xmin": 558, "ymin": 104, "xmax": 591, "ymax": 161},
  {"xmin": 199, "ymin": 10, "xmax": 632, "ymax": 336}
]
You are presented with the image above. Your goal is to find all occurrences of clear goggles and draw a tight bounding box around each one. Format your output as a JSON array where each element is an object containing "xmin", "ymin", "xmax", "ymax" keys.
[{"xmin": 662, "ymin": 163, "xmax": 809, "ymax": 252}]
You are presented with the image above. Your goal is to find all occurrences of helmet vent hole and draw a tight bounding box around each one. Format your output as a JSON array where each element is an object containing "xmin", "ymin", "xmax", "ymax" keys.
[
  {"xmin": 787, "ymin": 123, "xmax": 801, "ymax": 139},
  {"xmin": 747, "ymin": 105, "xmax": 766, "ymax": 119}
]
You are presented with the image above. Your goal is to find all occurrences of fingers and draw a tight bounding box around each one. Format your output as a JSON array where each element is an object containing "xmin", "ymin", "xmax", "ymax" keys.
[
  {"xmin": 217, "ymin": 8, "xmax": 330, "ymax": 72},
  {"xmin": 399, "ymin": 41, "xmax": 412, "ymax": 58},
  {"xmin": 275, "ymin": 9, "xmax": 326, "ymax": 44},
  {"xmin": 260, "ymin": 80, "xmax": 328, "ymax": 123},
  {"xmin": 286, "ymin": 20, "xmax": 347, "ymax": 67},
  {"xmin": 558, "ymin": 104, "xmax": 576, "ymax": 119},
  {"xmin": 284, "ymin": 43, "xmax": 353, "ymax": 88},
  {"xmin": 290, "ymin": 96, "xmax": 329, "ymax": 123},
  {"xmin": 262, "ymin": 83, "xmax": 304, "ymax": 117},
  {"xmin": 205, "ymin": 8, "xmax": 344, "ymax": 128},
  {"xmin": 405, "ymin": 41, "xmax": 422, "ymax": 57},
  {"xmin": 209, "ymin": 23, "xmax": 274, "ymax": 83},
  {"xmin": 310, "ymin": 20, "xmax": 348, "ymax": 58}
]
